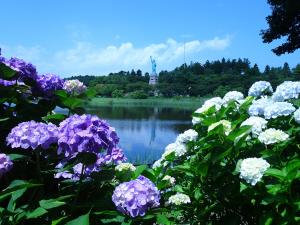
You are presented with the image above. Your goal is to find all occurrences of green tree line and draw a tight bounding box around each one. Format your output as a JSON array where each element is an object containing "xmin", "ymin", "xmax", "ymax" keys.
[{"xmin": 68, "ymin": 58, "xmax": 300, "ymax": 98}]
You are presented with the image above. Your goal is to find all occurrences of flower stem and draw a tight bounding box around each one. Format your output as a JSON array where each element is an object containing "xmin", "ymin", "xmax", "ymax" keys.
[
  {"xmin": 74, "ymin": 164, "xmax": 85, "ymax": 203},
  {"xmin": 35, "ymin": 149, "xmax": 42, "ymax": 181}
]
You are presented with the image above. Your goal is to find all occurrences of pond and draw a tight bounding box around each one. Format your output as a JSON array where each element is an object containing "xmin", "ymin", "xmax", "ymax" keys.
[{"xmin": 86, "ymin": 106, "xmax": 194, "ymax": 164}]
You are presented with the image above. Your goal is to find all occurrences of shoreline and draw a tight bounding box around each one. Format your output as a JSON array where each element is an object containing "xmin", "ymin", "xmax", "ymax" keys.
[{"xmin": 87, "ymin": 97, "xmax": 207, "ymax": 110}]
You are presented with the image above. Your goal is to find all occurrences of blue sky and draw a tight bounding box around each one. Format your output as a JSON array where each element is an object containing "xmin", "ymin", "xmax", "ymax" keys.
[{"xmin": 0, "ymin": 0, "xmax": 299, "ymax": 77}]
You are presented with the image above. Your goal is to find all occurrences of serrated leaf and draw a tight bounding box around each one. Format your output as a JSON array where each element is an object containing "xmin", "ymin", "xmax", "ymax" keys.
[
  {"xmin": 0, "ymin": 63, "xmax": 18, "ymax": 79},
  {"xmin": 39, "ymin": 195, "xmax": 72, "ymax": 210},
  {"xmin": 265, "ymin": 168, "xmax": 285, "ymax": 181},
  {"xmin": 132, "ymin": 165, "xmax": 147, "ymax": 179},
  {"xmin": 156, "ymin": 213, "xmax": 171, "ymax": 225},
  {"xmin": 42, "ymin": 113, "xmax": 66, "ymax": 122},
  {"xmin": 66, "ymin": 212, "xmax": 90, "ymax": 225},
  {"xmin": 26, "ymin": 207, "xmax": 48, "ymax": 219}
]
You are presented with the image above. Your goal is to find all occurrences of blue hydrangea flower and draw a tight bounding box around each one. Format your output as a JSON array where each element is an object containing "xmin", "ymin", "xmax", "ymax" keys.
[
  {"xmin": 0, "ymin": 153, "xmax": 13, "ymax": 178},
  {"xmin": 36, "ymin": 74, "xmax": 64, "ymax": 96},
  {"xmin": 272, "ymin": 81, "xmax": 300, "ymax": 102},
  {"xmin": 57, "ymin": 114, "xmax": 119, "ymax": 158},
  {"xmin": 248, "ymin": 97, "xmax": 274, "ymax": 116},
  {"xmin": 112, "ymin": 176, "xmax": 160, "ymax": 217},
  {"xmin": 6, "ymin": 121, "xmax": 58, "ymax": 150},
  {"xmin": 248, "ymin": 81, "xmax": 273, "ymax": 97},
  {"xmin": 293, "ymin": 108, "xmax": 300, "ymax": 124},
  {"xmin": 264, "ymin": 102, "xmax": 295, "ymax": 119},
  {"xmin": 4, "ymin": 57, "xmax": 37, "ymax": 81}
]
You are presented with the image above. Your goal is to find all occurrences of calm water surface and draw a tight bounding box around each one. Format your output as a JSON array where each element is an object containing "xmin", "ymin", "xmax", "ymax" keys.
[{"xmin": 86, "ymin": 106, "xmax": 193, "ymax": 163}]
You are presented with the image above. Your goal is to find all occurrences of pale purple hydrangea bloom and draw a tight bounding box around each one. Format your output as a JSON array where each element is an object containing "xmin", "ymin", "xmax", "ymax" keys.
[
  {"xmin": 4, "ymin": 57, "xmax": 37, "ymax": 81},
  {"xmin": 6, "ymin": 121, "xmax": 58, "ymax": 150},
  {"xmin": 57, "ymin": 114, "xmax": 119, "ymax": 158},
  {"xmin": 36, "ymin": 74, "xmax": 64, "ymax": 96},
  {"xmin": 63, "ymin": 79, "xmax": 87, "ymax": 95},
  {"xmin": 0, "ymin": 153, "xmax": 13, "ymax": 177},
  {"xmin": 112, "ymin": 176, "xmax": 160, "ymax": 217}
]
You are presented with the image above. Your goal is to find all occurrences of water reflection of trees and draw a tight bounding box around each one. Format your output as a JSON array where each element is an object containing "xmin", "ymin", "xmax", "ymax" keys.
[
  {"xmin": 86, "ymin": 106, "xmax": 192, "ymax": 163},
  {"xmin": 87, "ymin": 106, "xmax": 193, "ymax": 121}
]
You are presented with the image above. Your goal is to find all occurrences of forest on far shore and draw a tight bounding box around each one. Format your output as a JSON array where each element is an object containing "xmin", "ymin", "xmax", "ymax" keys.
[{"xmin": 69, "ymin": 58, "xmax": 300, "ymax": 98}]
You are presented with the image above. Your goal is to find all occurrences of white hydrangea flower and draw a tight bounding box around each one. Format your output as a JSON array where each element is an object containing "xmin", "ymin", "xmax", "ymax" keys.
[
  {"xmin": 258, "ymin": 128, "xmax": 289, "ymax": 145},
  {"xmin": 192, "ymin": 117, "xmax": 202, "ymax": 125},
  {"xmin": 168, "ymin": 193, "xmax": 191, "ymax": 205},
  {"xmin": 115, "ymin": 163, "xmax": 136, "ymax": 172},
  {"xmin": 176, "ymin": 129, "xmax": 198, "ymax": 143},
  {"xmin": 239, "ymin": 157, "xmax": 270, "ymax": 186},
  {"xmin": 63, "ymin": 79, "xmax": 87, "ymax": 94},
  {"xmin": 293, "ymin": 108, "xmax": 300, "ymax": 124},
  {"xmin": 192, "ymin": 97, "xmax": 224, "ymax": 125},
  {"xmin": 162, "ymin": 175, "xmax": 176, "ymax": 185},
  {"xmin": 152, "ymin": 159, "xmax": 162, "ymax": 169},
  {"xmin": 195, "ymin": 97, "xmax": 224, "ymax": 114},
  {"xmin": 263, "ymin": 102, "xmax": 295, "ymax": 119},
  {"xmin": 208, "ymin": 120, "xmax": 232, "ymax": 135},
  {"xmin": 241, "ymin": 116, "xmax": 268, "ymax": 137},
  {"xmin": 223, "ymin": 91, "xmax": 244, "ymax": 104},
  {"xmin": 162, "ymin": 142, "xmax": 187, "ymax": 159},
  {"xmin": 152, "ymin": 159, "xmax": 168, "ymax": 169},
  {"xmin": 248, "ymin": 97, "xmax": 274, "ymax": 116},
  {"xmin": 272, "ymin": 81, "xmax": 300, "ymax": 102},
  {"xmin": 248, "ymin": 81, "xmax": 273, "ymax": 97}
]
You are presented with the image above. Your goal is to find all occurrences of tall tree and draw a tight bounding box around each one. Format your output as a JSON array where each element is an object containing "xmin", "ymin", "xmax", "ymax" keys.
[
  {"xmin": 264, "ymin": 65, "xmax": 271, "ymax": 75},
  {"xmin": 282, "ymin": 62, "xmax": 291, "ymax": 76},
  {"xmin": 261, "ymin": 0, "xmax": 300, "ymax": 55},
  {"xmin": 293, "ymin": 64, "xmax": 300, "ymax": 75}
]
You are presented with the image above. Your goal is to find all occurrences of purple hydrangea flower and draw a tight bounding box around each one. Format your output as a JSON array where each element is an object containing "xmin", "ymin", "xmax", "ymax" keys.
[
  {"xmin": 57, "ymin": 114, "xmax": 119, "ymax": 158},
  {"xmin": 54, "ymin": 161, "xmax": 99, "ymax": 180},
  {"xmin": 6, "ymin": 121, "xmax": 58, "ymax": 150},
  {"xmin": 55, "ymin": 147, "xmax": 126, "ymax": 180},
  {"xmin": 99, "ymin": 147, "xmax": 127, "ymax": 165},
  {"xmin": 112, "ymin": 176, "xmax": 160, "ymax": 217},
  {"xmin": 5, "ymin": 57, "xmax": 37, "ymax": 81},
  {"xmin": 36, "ymin": 73, "xmax": 64, "ymax": 96},
  {"xmin": 0, "ymin": 153, "xmax": 13, "ymax": 177},
  {"xmin": 63, "ymin": 79, "xmax": 87, "ymax": 95},
  {"xmin": 0, "ymin": 78, "xmax": 15, "ymax": 86},
  {"xmin": 0, "ymin": 56, "xmax": 6, "ymax": 63}
]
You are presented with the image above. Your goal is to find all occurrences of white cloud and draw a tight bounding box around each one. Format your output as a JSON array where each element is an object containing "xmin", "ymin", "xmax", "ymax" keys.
[
  {"xmin": 0, "ymin": 44, "xmax": 43, "ymax": 62},
  {"xmin": 1, "ymin": 36, "xmax": 231, "ymax": 77},
  {"xmin": 54, "ymin": 36, "xmax": 231, "ymax": 76}
]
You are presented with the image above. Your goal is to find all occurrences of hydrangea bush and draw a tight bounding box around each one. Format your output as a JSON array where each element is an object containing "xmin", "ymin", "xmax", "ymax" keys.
[
  {"xmin": 0, "ymin": 53, "xmax": 138, "ymax": 224},
  {"xmin": 130, "ymin": 80, "xmax": 299, "ymax": 224}
]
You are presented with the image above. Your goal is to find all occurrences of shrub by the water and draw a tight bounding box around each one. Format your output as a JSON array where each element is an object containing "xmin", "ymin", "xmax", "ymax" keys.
[
  {"xmin": 127, "ymin": 90, "xmax": 148, "ymax": 99},
  {"xmin": 0, "ymin": 53, "xmax": 299, "ymax": 224}
]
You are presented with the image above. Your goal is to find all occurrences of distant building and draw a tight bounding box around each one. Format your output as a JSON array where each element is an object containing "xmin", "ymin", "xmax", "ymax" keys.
[
  {"xmin": 149, "ymin": 74, "xmax": 158, "ymax": 85},
  {"xmin": 149, "ymin": 56, "xmax": 158, "ymax": 85}
]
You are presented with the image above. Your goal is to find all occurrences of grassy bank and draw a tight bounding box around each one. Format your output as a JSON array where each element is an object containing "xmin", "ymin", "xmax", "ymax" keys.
[{"xmin": 87, "ymin": 97, "xmax": 207, "ymax": 110}]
